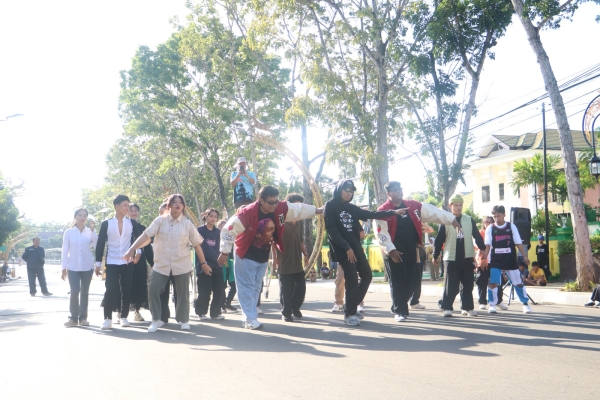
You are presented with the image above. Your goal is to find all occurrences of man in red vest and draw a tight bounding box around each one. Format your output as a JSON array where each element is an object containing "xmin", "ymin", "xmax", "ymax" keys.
[
  {"xmin": 218, "ymin": 186, "xmax": 322, "ymax": 330},
  {"xmin": 374, "ymin": 181, "xmax": 459, "ymax": 322}
]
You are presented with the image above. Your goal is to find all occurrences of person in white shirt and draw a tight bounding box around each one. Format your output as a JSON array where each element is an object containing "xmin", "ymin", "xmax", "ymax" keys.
[
  {"xmin": 61, "ymin": 208, "xmax": 98, "ymax": 327},
  {"xmin": 95, "ymin": 195, "xmax": 144, "ymax": 330}
]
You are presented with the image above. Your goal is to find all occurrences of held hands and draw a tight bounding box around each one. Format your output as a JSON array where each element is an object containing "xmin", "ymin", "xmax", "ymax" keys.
[
  {"xmin": 451, "ymin": 219, "xmax": 463, "ymax": 235},
  {"xmin": 346, "ymin": 248, "xmax": 357, "ymax": 263},
  {"xmin": 389, "ymin": 249, "xmax": 403, "ymax": 263},
  {"xmin": 315, "ymin": 207, "xmax": 324, "ymax": 215},
  {"xmin": 133, "ymin": 253, "xmax": 141, "ymax": 264},
  {"xmin": 123, "ymin": 248, "xmax": 136, "ymax": 264},
  {"xmin": 94, "ymin": 266, "xmax": 102, "ymax": 277},
  {"xmin": 217, "ymin": 253, "xmax": 229, "ymax": 267},
  {"xmin": 61, "ymin": 269, "xmax": 67, "ymax": 281}
]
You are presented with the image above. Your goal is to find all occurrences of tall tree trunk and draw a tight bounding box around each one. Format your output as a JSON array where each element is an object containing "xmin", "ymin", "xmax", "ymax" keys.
[
  {"xmin": 300, "ymin": 124, "xmax": 315, "ymax": 258},
  {"xmin": 374, "ymin": 70, "xmax": 390, "ymax": 204},
  {"xmin": 511, "ymin": 0, "xmax": 596, "ymax": 289}
]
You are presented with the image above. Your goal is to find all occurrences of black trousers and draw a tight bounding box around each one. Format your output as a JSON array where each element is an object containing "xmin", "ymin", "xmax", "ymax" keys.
[
  {"xmin": 441, "ymin": 259, "xmax": 475, "ymax": 311},
  {"xmin": 27, "ymin": 266, "xmax": 49, "ymax": 295},
  {"xmin": 103, "ymin": 264, "xmax": 135, "ymax": 319},
  {"xmin": 340, "ymin": 251, "xmax": 372, "ymax": 317},
  {"xmin": 278, "ymin": 271, "xmax": 306, "ymax": 317},
  {"xmin": 538, "ymin": 259, "xmax": 551, "ymax": 280},
  {"xmin": 385, "ymin": 258, "xmax": 417, "ymax": 317},
  {"xmin": 195, "ymin": 270, "xmax": 224, "ymax": 318},
  {"xmin": 410, "ymin": 261, "xmax": 424, "ymax": 306}
]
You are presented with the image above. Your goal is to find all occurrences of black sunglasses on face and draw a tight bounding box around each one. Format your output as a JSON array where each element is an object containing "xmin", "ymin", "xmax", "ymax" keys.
[
  {"xmin": 263, "ymin": 199, "xmax": 279, "ymax": 206},
  {"xmin": 343, "ymin": 188, "xmax": 355, "ymax": 193}
]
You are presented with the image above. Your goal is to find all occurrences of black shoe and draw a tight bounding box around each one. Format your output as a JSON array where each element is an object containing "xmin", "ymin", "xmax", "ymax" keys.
[
  {"xmin": 584, "ymin": 301, "xmax": 595, "ymax": 307},
  {"xmin": 30, "ymin": 294, "xmax": 36, "ymax": 297},
  {"xmin": 225, "ymin": 304, "xmax": 237, "ymax": 311},
  {"xmin": 42, "ymin": 292, "xmax": 53, "ymax": 296},
  {"xmin": 292, "ymin": 310, "xmax": 303, "ymax": 319},
  {"xmin": 282, "ymin": 314, "xmax": 293, "ymax": 322}
]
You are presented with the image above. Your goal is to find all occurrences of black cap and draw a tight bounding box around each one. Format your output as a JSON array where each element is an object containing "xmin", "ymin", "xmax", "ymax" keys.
[{"xmin": 342, "ymin": 180, "xmax": 357, "ymax": 191}]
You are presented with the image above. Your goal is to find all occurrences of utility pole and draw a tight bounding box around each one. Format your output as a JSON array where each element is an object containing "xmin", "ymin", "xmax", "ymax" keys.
[{"xmin": 542, "ymin": 103, "xmax": 549, "ymax": 244}]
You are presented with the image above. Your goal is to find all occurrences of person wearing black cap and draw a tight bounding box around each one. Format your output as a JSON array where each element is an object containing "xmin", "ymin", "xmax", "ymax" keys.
[
  {"xmin": 324, "ymin": 179, "xmax": 407, "ymax": 326},
  {"xmin": 536, "ymin": 235, "xmax": 551, "ymax": 281},
  {"xmin": 374, "ymin": 181, "xmax": 459, "ymax": 322}
]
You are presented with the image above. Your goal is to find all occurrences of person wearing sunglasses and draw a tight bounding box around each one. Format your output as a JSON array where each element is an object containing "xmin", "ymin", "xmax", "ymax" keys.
[
  {"xmin": 374, "ymin": 181, "xmax": 459, "ymax": 323},
  {"xmin": 325, "ymin": 179, "xmax": 408, "ymax": 327},
  {"xmin": 217, "ymin": 185, "xmax": 323, "ymax": 330}
]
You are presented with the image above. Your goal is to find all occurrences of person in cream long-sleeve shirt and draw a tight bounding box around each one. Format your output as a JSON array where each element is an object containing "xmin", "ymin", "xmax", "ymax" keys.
[{"xmin": 61, "ymin": 208, "xmax": 98, "ymax": 327}]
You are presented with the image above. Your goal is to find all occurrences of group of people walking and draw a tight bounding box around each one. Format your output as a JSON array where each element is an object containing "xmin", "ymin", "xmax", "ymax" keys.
[{"xmin": 55, "ymin": 171, "xmax": 535, "ymax": 332}]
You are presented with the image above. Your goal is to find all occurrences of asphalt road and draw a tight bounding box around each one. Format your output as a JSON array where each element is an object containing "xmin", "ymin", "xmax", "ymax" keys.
[{"xmin": 1, "ymin": 266, "xmax": 598, "ymax": 400}]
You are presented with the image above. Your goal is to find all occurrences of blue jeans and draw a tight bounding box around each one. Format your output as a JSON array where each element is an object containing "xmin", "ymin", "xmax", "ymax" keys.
[
  {"xmin": 488, "ymin": 268, "xmax": 528, "ymax": 305},
  {"xmin": 67, "ymin": 270, "xmax": 93, "ymax": 322},
  {"xmin": 234, "ymin": 254, "xmax": 267, "ymax": 322}
]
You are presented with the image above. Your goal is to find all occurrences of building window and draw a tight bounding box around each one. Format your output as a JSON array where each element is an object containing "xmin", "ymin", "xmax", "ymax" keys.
[
  {"xmin": 482, "ymin": 186, "xmax": 490, "ymax": 203},
  {"xmin": 499, "ymin": 183, "xmax": 505, "ymax": 201},
  {"xmin": 552, "ymin": 190, "xmax": 558, "ymax": 203}
]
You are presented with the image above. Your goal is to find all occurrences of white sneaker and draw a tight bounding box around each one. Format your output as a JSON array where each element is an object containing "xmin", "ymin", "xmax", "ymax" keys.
[
  {"xmin": 198, "ymin": 315, "xmax": 209, "ymax": 320},
  {"xmin": 357, "ymin": 304, "xmax": 365, "ymax": 313},
  {"xmin": 354, "ymin": 313, "xmax": 364, "ymax": 320},
  {"xmin": 244, "ymin": 320, "xmax": 263, "ymax": 330},
  {"xmin": 148, "ymin": 320, "xmax": 164, "ymax": 333},
  {"xmin": 488, "ymin": 306, "xmax": 497, "ymax": 313},
  {"xmin": 79, "ymin": 320, "xmax": 89, "ymax": 326},
  {"xmin": 180, "ymin": 322, "xmax": 190, "ymax": 330},
  {"xmin": 523, "ymin": 305, "xmax": 533, "ymax": 314},
  {"xmin": 410, "ymin": 303, "xmax": 426, "ymax": 310},
  {"xmin": 117, "ymin": 312, "xmax": 121, "ymax": 320},
  {"xmin": 256, "ymin": 307, "xmax": 264, "ymax": 314},
  {"xmin": 331, "ymin": 304, "xmax": 343, "ymax": 312},
  {"xmin": 120, "ymin": 318, "xmax": 130, "ymax": 327},
  {"xmin": 499, "ymin": 302, "xmax": 509, "ymax": 310},
  {"xmin": 101, "ymin": 319, "xmax": 112, "ymax": 330},
  {"xmin": 344, "ymin": 315, "xmax": 360, "ymax": 326},
  {"xmin": 443, "ymin": 310, "xmax": 452, "ymax": 317},
  {"xmin": 64, "ymin": 319, "xmax": 77, "ymax": 327},
  {"xmin": 461, "ymin": 310, "xmax": 478, "ymax": 317},
  {"xmin": 478, "ymin": 304, "xmax": 487, "ymax": 310},
  {"xmin": 134, "ymin": 312, "xmax": 145, "ymax": 322},
  {"xmin": 211, "ymin": 315, "xmax": 225, "ymax": 320},
  {"xmin": 394, "ymin": 314, "xmax": 407, "ymax": 322}
]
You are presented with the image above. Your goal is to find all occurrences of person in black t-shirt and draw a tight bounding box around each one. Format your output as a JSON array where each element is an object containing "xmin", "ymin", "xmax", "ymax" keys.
[
  {"xmin": 195, "ymin": 209, "xmax": 224, "ymax": 320},
  {"xmin": 536, "ymin": 235, "xmax": 551, "ymax": 280}
]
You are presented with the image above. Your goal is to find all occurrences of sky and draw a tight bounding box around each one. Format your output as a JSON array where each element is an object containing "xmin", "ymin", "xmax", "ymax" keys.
[{"xmin": 0, "ymin": 1, "xmax": 599, "ymax": 224}]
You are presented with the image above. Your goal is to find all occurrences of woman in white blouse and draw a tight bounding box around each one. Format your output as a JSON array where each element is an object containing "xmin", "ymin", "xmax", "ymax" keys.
[{"xmin": 61, "ymin": 208, "xmax": 98, "ymax": 327}]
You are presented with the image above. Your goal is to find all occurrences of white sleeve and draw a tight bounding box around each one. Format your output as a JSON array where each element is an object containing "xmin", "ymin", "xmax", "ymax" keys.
[
  {"xmin": 510, "ymin": 223, "xmax": 523, "ymax": 244},
  {"xmin": 285, "ymin": 202, "xmax": 316, "ymax": 222},
  {"xmin": 420, "ymin": 203, "xmax": 456, "ymax": 225},
  {"xmin": 484, "ymin": 225, "xmax": 493, "ymax": 245},
  {"xmin": 373, "ymin": 219, "xmax": 396, "ymax": 254},
  {"xmin": 220, "ymin": 215, "xmax": 246, "ymax": 254}
]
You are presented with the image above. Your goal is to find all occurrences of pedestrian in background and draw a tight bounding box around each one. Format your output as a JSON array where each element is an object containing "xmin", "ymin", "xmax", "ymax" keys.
[
  {"xmin": 195, "ymin": 208, "xmax": 224, "ymax": 321},
  {"xmin": 22, "ymin": 237, "xmax": 52, "ymax": 297},
  {"xmin": 61, "ymin": 208, "xmax": 97, "ymax": 327}
]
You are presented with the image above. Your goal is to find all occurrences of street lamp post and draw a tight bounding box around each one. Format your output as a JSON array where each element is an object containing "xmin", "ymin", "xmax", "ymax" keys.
[{"xmin": 583, "ymin": 94, "xmax": 600, "ymax": 181}]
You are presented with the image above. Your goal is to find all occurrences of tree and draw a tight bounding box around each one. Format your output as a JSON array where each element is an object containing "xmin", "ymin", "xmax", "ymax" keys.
[
  {"xmin": 509, "ymin": 0, "xmax": 599, "ymax": 289},
  {"xmin": 0, "ymin": 172, "xmax": 21, "ymax": 247},
  {"xmin": 405, "ymin": 0, "xmax": 513, "ymax": 207},
  {"xmin": 510, "ymin": 153, "xmax": 561, "ymax": 208}
]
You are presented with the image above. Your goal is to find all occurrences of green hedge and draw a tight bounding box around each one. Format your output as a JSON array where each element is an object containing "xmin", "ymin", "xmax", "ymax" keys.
[{"xmin": 558, "ymin": 240, "xmax": 575, "ymax": 255}]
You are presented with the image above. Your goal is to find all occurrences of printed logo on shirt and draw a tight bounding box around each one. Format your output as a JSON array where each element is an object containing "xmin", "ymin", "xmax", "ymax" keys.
[
  {"xmin": 413, "ymin": 209, "xmax": 420, "ymax": 220},
  {"xmin": 206, "ymin": 239, "xmax": 216, "ymax": 247},
  {"xmin": 278, "ymin": 214, "xmax": 285, "ymax": 226},
  {"xmin": 223, "ymin": 233, "xmax": 234, "ymax": 241},
  {"xmin": 340, "ymin": 211, "xmax": 353, "ymax": 231},
  {"xmin": 379, "ymin": 235, "xmax": 388, "ymax": 243}
]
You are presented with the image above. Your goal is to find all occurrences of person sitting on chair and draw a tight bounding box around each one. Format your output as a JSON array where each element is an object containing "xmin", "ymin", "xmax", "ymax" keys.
[
  {"xmin": 524, "ymin": 261, "xmax": 546, "ymax": 286},
  {"xmin": 321, "ymin": 263, "xmax": 330, "ymax": 279}
]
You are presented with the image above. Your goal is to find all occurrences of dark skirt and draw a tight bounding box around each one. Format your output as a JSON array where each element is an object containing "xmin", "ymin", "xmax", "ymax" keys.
[{"xmin": 129, "ymin": 259, "xmax": 149, "ymax": 311}]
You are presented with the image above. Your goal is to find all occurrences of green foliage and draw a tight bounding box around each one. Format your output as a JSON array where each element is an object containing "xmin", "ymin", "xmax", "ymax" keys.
[
  {"xmin": 510, "ymin": 153, "xmax": 561, "ymax": 197},
  {"xmin": 531, "ymin": 208, "xmax": 561, "ymax": 236},
  {"xmin": 563, "ymin": 281, "xmax": 597, "ymax": 292},
  {"xmin": 0, "ymin": 172, "xmax": 21, "ymax": 247},
  {"xmin": 464, "ymin": 208, "xmax": 482, "ymax": 225},
  {"xmin": 558, "ymin": 239, "xmax": 575, "ymax": 255}
]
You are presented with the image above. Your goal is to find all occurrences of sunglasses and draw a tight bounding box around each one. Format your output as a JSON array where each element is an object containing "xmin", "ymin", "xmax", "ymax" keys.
[
  {"xmin": 343, "ymin": 188, "xmax": 355, "ymax": 193},
  {"xmin": 263, "ymin": 199, "xmax": 279, "ymax": 206}
]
